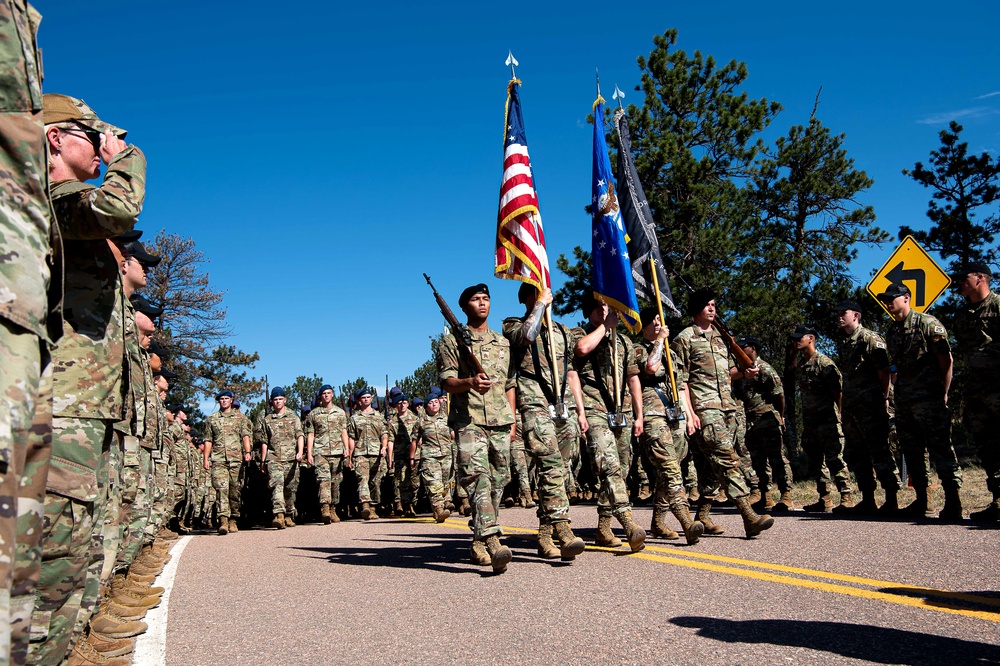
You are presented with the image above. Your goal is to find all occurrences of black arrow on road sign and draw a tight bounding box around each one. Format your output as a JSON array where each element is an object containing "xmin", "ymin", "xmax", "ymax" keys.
[{"xmin": 886, "ymin": 261, "xmax": 926, "ymax": 307}]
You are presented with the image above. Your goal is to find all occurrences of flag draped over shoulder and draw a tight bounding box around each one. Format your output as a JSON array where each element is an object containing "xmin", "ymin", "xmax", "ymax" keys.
[
  {"xmin": 614, "ymin": 108, "xmax": 680, "ymax": 318},
  {"xmin": 591, "ymin": 98, "xmax": 640, "ymax": 332},
  {"xmin": 495, "ymin": 79, "xmax": 550, "ymax": 290}
]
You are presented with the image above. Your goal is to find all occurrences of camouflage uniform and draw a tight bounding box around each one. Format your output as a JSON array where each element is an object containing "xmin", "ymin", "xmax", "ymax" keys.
[
  {"xmin": 504, "ymin": 315, "xmax": 575, "ymax": 524},
  {"xmin": 417, "ymin": 411, "xmax": 453, "ymax": 512},
  {"xmin": 733, "ymin": 358, "xmax": 792, "ymax": 495},
  {"xmin": 798, "ymin": 352, "xmax": 852, "ymax": 495},
  {"xmin": 886, "ymin": 310, "xmax": 962, "ymax": 491},
  {"xmin": 0, "ymin": 5, "xmax": 54, "ymax": 662},
  {"xmin": 205, "ymin": 410, "xmax": 252, "ymax": 521},
  {"xmin": 149, "ymin": 398, "xmax": 170, "ymax": 536},
  {"xmin": 437, "ymin": 327, "xmax": 514, "ymax": 540},
  {"xmin": 837, "ymin": 325, "xmax": 901, "ymax": 495},
  {"xmin": 168, "ymin": 422, "xmax": 191, "ymax": 525},
  {"xmin": 572, "ymin": 325, "xmax": 638, "ymax": 518},
  {"xmin": 259, "ymin": 410, "xmax": 303, "ymax": 518},
  {"xmin": 303, "ymin": 405, "xmax": 349, "ymax": 509},
  {"xmin": 672, "ymin": 325, "xmax": 749, "ymax": 499},
  {"xmin": 507, "ymin": 412, "xmax": 533, "ymax": 499},
  {"xmin": 636, "ymin": 342, "xmax": 688, "ymax": 512},
  {"xmin": 388, "ymin": 410, "xmax": 420, "ymax": 508},
  {"xmin": 953, "ymin": 291, "xmax": 1000, "ymax": 502},
  {"xmin": 347, "ymin": 410, "xmax": 388, "ymax": 505},
  {"xmin": 29, "ymin": 139, "xmax": 144, "ymax": 664}
]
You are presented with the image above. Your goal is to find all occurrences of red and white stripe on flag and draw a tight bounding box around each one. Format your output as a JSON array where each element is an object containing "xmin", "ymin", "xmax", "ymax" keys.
[{"xmin": 495, "ymin": 140, "xmax": 551, "ymax": 289}]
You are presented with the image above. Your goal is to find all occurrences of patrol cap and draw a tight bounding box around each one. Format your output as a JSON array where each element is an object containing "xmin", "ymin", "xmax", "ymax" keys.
[
  {"xmin": 790, "ymin": 324, "xmax": 817, "ymax": 340},
  {"xmin": 736, "ymin": 335, "xmax": 761, "ymax": 350},
  {"xmin": 459, "ymin": 283, "xmax": 490, "ymax": 304},
  {"xmin": 270, "ymin": 386, "xmax": 286, "ymax": 399},
  {"xmin": 153, "ymin": 368, "xmax": 177, "ymax": 380},
  {"xmin": 687, "ymin": 288, "xmax": 716, "ymax": 316},
  {"xmin": 113, "ymin": 230, "xmax": 142, "ymax": 243},
  {"xmin": 148, "ymin": 339, "xmax": 169, "ymax": 359},
  {"xmin": 216, "ymin": 390, "xmax": 234, "ymax": 400},
  {"xmin": 950, "ymin": 262, "xmax": 993, "ymax": 279},
  {"xmin": 834, "ymin": 299, "xmax": 863, "ymax": 313},
  {"xmin": 640, "ymin": 306, "xmax": 660, "ymax": 329},
  {"xmin": 130, "ymin": 294, "xmax": 163, "ymax": 318},
  {"xmin": 42, "ymin": 93, "xmax": 127, "ymax": 138},
  {"xmin": 877, "ymin": 283, "xmax": 910, "ymax": 302},
  {"xmin": 319, "ymin": 384, "xmax": 333, "ymax": 393},
  {"xmin": 123, "ymin": 240, "xmax": 161, "ymax": 267}
]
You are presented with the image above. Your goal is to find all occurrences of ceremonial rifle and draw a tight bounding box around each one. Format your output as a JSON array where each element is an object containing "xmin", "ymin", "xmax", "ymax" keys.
[
  {"xmin": 423, "ymin": 274, "xmax": 487, "ymax": 376},
  {"xmin": 669, "ymin": 271, "xmax": 755, "ymax": 372}
]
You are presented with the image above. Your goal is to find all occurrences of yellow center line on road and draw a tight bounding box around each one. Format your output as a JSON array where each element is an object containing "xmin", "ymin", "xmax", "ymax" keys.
[{"xmin": 432, "ymin": 518, "xmax": 1000, "ymax": 623}]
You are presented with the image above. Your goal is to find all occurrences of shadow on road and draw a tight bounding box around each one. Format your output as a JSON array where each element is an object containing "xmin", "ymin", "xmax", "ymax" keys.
[
  {"xmin": 285, "ymin": 532, "xmax": 481, "ymax": 576},
  {"xmin": 877, "ymin": 586, "xmax": 1000, "ymax": 614},
  {"xmin": 669, "ymin": 616, "xmax": 1000, "ymax": 664}
]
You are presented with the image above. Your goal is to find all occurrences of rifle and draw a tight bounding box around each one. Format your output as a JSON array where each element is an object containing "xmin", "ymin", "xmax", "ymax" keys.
[
  {"xmin": 385, "ymin": 375, "xmax": 391, "ymax": 420},
  {"xmin": 423, "ymin": 274, "xmax": 487, "ymax": 376},
  {"xmin": 669, "ymin": 271, "xmax": 755, "ymax": 372}
]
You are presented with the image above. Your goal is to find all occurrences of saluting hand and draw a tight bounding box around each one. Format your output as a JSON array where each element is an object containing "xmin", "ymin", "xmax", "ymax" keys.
[{"xmin": 99, "ymin": 130, "xmax": 127, "ymax": 164}]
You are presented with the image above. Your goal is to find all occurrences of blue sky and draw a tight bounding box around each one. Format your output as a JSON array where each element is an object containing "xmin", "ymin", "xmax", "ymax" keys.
[{"xmin": 40, "ymin": 1, "xmax": 1000, "ymax": 397}]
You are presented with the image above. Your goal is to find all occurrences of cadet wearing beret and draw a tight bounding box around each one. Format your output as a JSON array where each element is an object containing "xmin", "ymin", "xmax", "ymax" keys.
[
  {"xmin": 203, "ymin": 390, "xmax": 252, "ymax": 535},
  {"xmin": 259, "ymin": 387, "xmax": 305, "ymax": 529},
  {"xmin": 304, "ymin": 385, "xmax": 350, "ymax": 524}
]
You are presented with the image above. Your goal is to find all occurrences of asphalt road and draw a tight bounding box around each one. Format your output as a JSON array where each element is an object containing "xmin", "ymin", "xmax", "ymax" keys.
[{"xmin": 155, "ymin": 506, "xmax": 1000, "ymax": 665}]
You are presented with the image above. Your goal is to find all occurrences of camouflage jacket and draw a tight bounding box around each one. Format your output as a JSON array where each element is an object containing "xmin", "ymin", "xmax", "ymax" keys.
[
  {"xmin": 205, "ymin": 410, "xmax": 251, "ymax": 464},
  {"xmin": 137, "ymin": 348, "xmax": 159, "ymax": 451},
  {"xmin": 417, "ymin": 410, "xmax": 452, "ymax": 459},
  {"xmin": 438, "ymin": 326, "xmax": 515, "ymax": 428},
  {"xmin": 348, "ymin": 409, "xmax": 387, "ymax": 457},
  {"xmin": 0, "ymin": 2, "xmax": 60, "ymax": 342},
  {"xmin": 733, "ymin": 357, "xmax": 783, "ymax": 422},
  {"xmin": 571, "ymin": 324, "xmax": 638, "ymax": 415},
  {"xmin": 503, "ymin": 314, "xmax": 572, "ymax": 411},
  {"xmin": 259, "ymin": 409, "xmax": 303, "ymax": 462},
  {"xmin": 304, "ymin": 405, "xmax": 348, "ymax": 456},
  {"xmin": 50, "ymin": 146, "xmax": 146, "ymax": 420},
  {"xmin": 837, "ymin": 325, "xmax": 889, "ymax": 402},
  {"xmin": 672, "ymin": 324, "xmax": 737, "ymax": 413},
  {"xmin": 798, "ymin": 352, "xmax": 842, "ymax": 423},
  {"xmin": 168, "ymin": 422, "xmax": 191, "ymax": 483},
  {"xmin": 953, "ymin": 290, "xmax": 1000, "ymax": 377},
  {"xmin": 388, "ymin": 410, "xmax": 420, "ymax": 459},
  {"xmin": 886, "ymin": 309, "xmax": 950, "ymax": 402},
  {"xmin": 635, "ymin": 338, "xmax": 686, "ymax": 419}
]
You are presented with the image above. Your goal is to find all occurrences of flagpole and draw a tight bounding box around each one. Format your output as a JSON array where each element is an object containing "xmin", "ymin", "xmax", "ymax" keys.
[
  {"xmin": 650, "ymin": 255, "xmax": 679, "ymax": 402},
  {"xmin": 611, "ymin": 321, "xmax": 622, "ymax": 414}
]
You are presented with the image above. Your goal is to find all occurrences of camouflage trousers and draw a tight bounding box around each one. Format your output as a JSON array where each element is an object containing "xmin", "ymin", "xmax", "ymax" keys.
[
  {"xmin": 87, "ymin": 432, "xmax": 122, "ymax": 639},
  {"xmin": 211, "ymin": 462, "xmax": 243, "ymax": 519},
  {"xmin": 509, "ymin": 434, "xmax": 532, "ymax": 495},
  {"xmin": 584, "ymin": 414, "xmax": 631, "ymax": 518},
  {"xmin": 393, "ymin": 459, "xmax": 419, "ymax": 506},
  {"xmin": 690, "ymin": 409, "xmax": 749, "ymax": 500},
  {"xmin": 895, "ymin": 397, "xmax": 962, "ymax": 490},
  {"xmin": 555, "ymin": 415, "xmax": 581, "ymax": 495},
  {"xmin": 521, "ymin": 409, "xmax": 570, "ymax": 524},
  {"xmin": 457, "ymin": 424, "xmax": 510, "ymax": 540},
  {"xmin": 733, "ymin": 410, "xmax": 757, "ymax": 489},
  {"xmin": 0, "ymin": 322, "xmax": 52, "ymax": 666},
  {"xmin": 149, "ymin": 458, "xmax": 170, "ymax": 536},
  {"xmin": 842, "ymin": 398, "xmax": 900, "ymax": 494},
  {"xmin": 27, "ymin": 417, "xmax": 113, "ymax": 666},
  {"xmin": 420, "ymin": 456, "xmax": 450, "ymax": 510},
  {"xmin": 639, "ymin": 416, "xmax": 687, "ymax": 511},
  {"xmin": 449, "ymin": 448, "xmax": 465, "ymax": 501},
  {"xmin": 800, "ymin": 417, "xmax": 852, "ymax": 495},
  {"xmin": 313, "ymin": 454, "xmax": 345, "ymax": 507},
  {"xmin": 267, "ymin": 461, "xmax": 299, "ymax": 516},
  {"xmin": 961, "ymin": 381, "xmax": 1000, "ymax": 497},
  {"xmin": 745, "ymin": 414, "xmax": 793, "ymax": 494},
  {"xmin": 116, "ymin": 443, "xmax": 153, "ymax": 573},
  {"xmin": 352, "ymin": 455, "xmax": 384, "ymax": 505}
]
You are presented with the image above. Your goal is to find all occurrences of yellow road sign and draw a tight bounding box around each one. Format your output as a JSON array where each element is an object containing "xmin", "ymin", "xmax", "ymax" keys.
[{"xmin": 866, "ymin": 236, "xmax": 951, "ymax": 314}]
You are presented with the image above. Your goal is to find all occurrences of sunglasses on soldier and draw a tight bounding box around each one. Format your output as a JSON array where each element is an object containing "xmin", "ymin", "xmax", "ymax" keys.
[{"xmin": 61, "ymin": 124, "xmax": 102, "ymax": 152}]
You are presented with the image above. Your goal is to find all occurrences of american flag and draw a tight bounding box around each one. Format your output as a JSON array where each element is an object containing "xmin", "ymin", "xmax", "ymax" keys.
[{"xmin": 495, "ymin": 79, "xmax": 550, "ymax": 290}]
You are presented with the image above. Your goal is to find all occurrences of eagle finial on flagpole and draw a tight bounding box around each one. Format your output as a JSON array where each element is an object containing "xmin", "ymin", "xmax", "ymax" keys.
[{"xmin": 506, "ymin": 51, "xmax": 519, "ymax": 81}]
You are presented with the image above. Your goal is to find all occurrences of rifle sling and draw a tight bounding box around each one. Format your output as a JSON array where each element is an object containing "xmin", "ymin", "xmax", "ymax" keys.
[
  {"xmin": 586, "ymin": 333, "xmax": 628, "ymax": 414},
  {"xmin": 525, "ymin": 324, "xmax": 569, "ymax": 406}
]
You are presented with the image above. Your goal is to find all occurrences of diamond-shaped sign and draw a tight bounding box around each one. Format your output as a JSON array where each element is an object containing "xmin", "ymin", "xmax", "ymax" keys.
[{"xmin": 866, "ymin": 236, "xmax": 951, "ymax": 314}]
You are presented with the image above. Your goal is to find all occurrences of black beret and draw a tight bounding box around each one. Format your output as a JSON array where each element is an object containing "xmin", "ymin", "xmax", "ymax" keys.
[
  {"xmin": 687, "ymin": 288, "xmax": 716, "ymax": 316},
  {"xmin": 581, "ymin": 293, "xmax": 599, "ymax": 317},
  {"xmin": 216, "ymin": 390, "xmax": 234, "ymax": 400},
  {"xmin": 640, "ymin": 307, "xmax": 660, "ymax": 329},
  {"xmin": 459, "ymin": 283, "xmax": 490, "ymax": 304}
]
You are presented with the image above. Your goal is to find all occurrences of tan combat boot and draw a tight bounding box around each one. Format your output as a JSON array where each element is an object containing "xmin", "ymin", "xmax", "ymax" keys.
[
  {"xmin": 773, "ymin": 491, "xmax": 795, "ymax": 512},
  {"xmin": 900, "ymin": 486, "xmax": 934, "ymax": 518},
  {"xmin": 68, "ymin": 638, "xmax": 132, "ymax": 666},
  {"xmin": 320, "ymin": 504, "xmax": 332, "ymax": 524},
  {"xmin": 831, "ymin": 491, "xmax": 854, "ymax": 514},
  {"xmin": 458, "ymin": 497, "xmax": 472, "ymax": 516},
  {"xmin": 360, "ymin": 503, "xmax": 373, "ymax": 520},
  {"xmin": 112, "ymin": 574, "xmax": 163, "ymax": 596},
  {"xmin": 271, "ymin": 512, "xmax": 285, "ymax": 529},
  {"xmin": 329, "ymin": 507, "xmax": 341, "ymax": 523},
  {"xmin": 85, "ymin": 631, "xmax": 135, "ymax": 658},
  {"xmin": 595, "ymin": 515, "xmax": 622, "ymax": 548},
  {"xmin": 696, "ymin": 500, "xmax": 725, "ymax": 535},
  {"xmin": 615, "ymin": 510, "xmax": 646, "ymax": 552},
  {"xmin": 802, "ymin": 493, "xmax": 833, "ymax": 513},
  {"xmin": 651, "ymin": 507, "xmax": 679, "ymax": 540},
  {"xmin": 404, "ymin": 503, "xmax": 417, "ymax": 518},
  {"xmin": 432, "ymin": 506, "xmax": 451, "ymax": 523},
  {"xmin": 228, "ymin": 518, "xmax": 238, "ymax": 533},
  {"xmin": 217, "ymin": 519, "xmax": 229, "ymax": 535},
  {"xmin": 670, "ymin": 501, "xmax": 705, "ymax": 546},
  {"xmin": 536, "ymin": 523, "xmax": 560, "ymax": 559},
  {"xmin": 88, "ymin": 606, "xmax": 147, "ymax": 639},
  {"xmin": 111, "ymin": 586, "xmax": 160, "ymax": 609},
  {"xmin": 519, "ymin": 489, "xmax": 536, "ymax": 509},
  {"xmin": 104, "ymin": 599, "xmax": 146, "ymax": 621},
  {"xmin": 283, "ymin": 514, "xmax": 295, "ymax": 528},
  {"xmin": 747, "ymin": 487, "xmax": 762, "ymax": 507},
  {"xmin": 552, "ymin": 521, "xmax": 586, "ymax": 561},
  {"xmin": 734, "ymin": 496, "xmax": 774, "ymax": 538},
  {"xmin": 485, "ymin": 535, "xmax": 512, "ymax": 574},
  {"xmin": 469, "ymin": 540, "xmax": 491, "ymax": 566}
]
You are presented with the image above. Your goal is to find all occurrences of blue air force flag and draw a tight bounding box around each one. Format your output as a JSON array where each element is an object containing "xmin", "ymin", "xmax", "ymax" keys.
[{"xmin": 591, "ymin": 98, "xmax": 641, "ymax": 332}]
